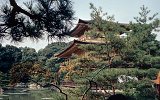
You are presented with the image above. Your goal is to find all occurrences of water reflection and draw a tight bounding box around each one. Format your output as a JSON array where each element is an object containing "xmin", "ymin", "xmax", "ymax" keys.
[{"xmin": 0, "ymin": 88, "xmax": 61, "ymax": 100}]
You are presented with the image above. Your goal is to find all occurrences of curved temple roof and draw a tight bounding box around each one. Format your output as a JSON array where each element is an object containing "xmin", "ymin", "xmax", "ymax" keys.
[
  {"xmin": 55, "ymin": 40, "xmax": 105, "ymax": 58},
  {"xmin": 70, "ymin": 19, "xmax": 89, "ymax": 38},
  {"xmin": 69, "ymin": 19, "xmax": 130, "ymax": 37}
]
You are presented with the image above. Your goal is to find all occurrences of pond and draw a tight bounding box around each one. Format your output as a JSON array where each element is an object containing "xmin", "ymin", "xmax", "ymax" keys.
[{"xmin": 0, "ymin": 88, "xmax": 65, "ymax": 100}]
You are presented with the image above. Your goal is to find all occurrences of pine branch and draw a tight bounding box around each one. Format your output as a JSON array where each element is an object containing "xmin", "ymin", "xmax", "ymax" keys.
[{"xmin": 9, "ymin": 0, "xmax": 35, "ymax": 19}]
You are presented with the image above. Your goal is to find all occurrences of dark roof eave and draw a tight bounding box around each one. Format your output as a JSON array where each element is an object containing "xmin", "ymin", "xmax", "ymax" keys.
[{"xmin": 55, "ymin": 40, "xmax": 106, "ymax": 58}]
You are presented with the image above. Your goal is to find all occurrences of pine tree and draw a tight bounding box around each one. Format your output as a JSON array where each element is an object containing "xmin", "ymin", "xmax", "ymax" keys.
[{"xmin": 0, "ymin": 0, "xmax": 74, "ymax": 42}]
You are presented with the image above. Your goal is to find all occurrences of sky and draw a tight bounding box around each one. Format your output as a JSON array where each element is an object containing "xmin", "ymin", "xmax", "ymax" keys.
[{"xmin": 0, "ymin": 0, "xmax": 160, "ymax": 51}]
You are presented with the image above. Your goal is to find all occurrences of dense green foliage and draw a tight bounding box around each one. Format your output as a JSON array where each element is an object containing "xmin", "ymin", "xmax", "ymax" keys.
[
  {"xmin": 38, "ymin": 42, "xmax": 69, "ymax": 60},
  {"xmin": 0, "ymin": 44, "xmax": 22, "ymax": 73},
  {"xmin": 0, "ymin": 42, "xmax": 69, "ymax": 86},
  {"xmin": 21, "ymin": 47, "xmax": 38, "ymax": 62}
]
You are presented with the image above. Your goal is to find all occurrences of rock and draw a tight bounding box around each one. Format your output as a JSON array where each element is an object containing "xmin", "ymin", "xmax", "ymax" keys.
[
  {"xmin": 118, "ymin": 75, "xmax": 138, "ymax": 83},
  {"xmin": 28, "ymin": 83, "xmax": 42, "ymax": 90}
]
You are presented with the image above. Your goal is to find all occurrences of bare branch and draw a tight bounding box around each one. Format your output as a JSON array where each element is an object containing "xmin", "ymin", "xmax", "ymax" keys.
[
  {"xmin": 31, "ymin": 79, "xmax": 68, "ymax": 100},
  {"xmin": 81, "ymin": 80, "xmax": 94, "ymax": 100}
]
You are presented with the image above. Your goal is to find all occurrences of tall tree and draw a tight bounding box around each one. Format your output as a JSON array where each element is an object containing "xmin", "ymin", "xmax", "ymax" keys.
[
  {"xmin": 0, "ymin": 0, "xmax": 74, "ymax": 42},
  {"xmin": 122, "ymin": 5, "xmax": 160, "ymax": 68},
  {"xmin": 0, "ymin": 44, "xmax": 22, "ymax": 73}
]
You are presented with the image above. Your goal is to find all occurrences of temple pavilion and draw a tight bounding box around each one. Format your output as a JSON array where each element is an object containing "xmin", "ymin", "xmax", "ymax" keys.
[
  {"xmin": 56, "ymin": 19, "xmax": 129, "ymax": 57},
  {"xmin": 55, "ymin": 19, "xmax": 129, "ymax": 78}
]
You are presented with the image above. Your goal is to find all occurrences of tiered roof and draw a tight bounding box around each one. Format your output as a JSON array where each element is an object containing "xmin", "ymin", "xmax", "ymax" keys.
[
  {"xmin": 55, "ymin": 19, "xmax": 90, "ymax": 58},
  {"xmin": 56, "ymin": 19, "xmax": 130, "ymax": 58}
]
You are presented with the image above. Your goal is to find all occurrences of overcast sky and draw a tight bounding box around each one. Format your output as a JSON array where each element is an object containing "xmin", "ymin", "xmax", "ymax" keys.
[{"xmin": 0, "ymin": 0, "xmax": 160, "ymax": 51}]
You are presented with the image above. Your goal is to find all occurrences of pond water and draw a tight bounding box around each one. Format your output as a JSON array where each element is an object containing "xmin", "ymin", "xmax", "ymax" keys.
[{"xmin": 0, "ymin": 88, "xmax": 64, "ymax": 100}]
